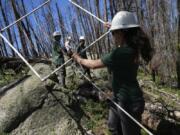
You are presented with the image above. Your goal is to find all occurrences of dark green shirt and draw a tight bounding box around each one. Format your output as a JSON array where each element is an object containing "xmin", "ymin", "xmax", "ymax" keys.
[
  {"xmin": 101, "ymin": 46, "xmax": 143, "ymax": 103},
  {"xmin": 52, "ymin": 40, "xmax": 64, "ymax": 66}
]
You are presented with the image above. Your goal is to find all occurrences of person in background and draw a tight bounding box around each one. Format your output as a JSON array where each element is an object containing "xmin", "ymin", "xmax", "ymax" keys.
[
  {"xmin": 65, "ymin": 36, "xmax": 73, "ymax": 57},
  {"xmin": 72, "ymin": 11, "xmax": 153, "ymax": 135},
  {"xmin": 52, "ymin": 31, "xmax": 67, "ymax": 88},
  {"xmin": 77, "ymin": 36, "xmax": 92, "ymax": 79}
]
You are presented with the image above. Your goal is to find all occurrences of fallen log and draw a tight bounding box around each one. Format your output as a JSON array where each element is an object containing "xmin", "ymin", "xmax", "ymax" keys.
[
  {"xmin": 0, "ymin": 56, "xmax": 51, "ymax": 65},
  {"xmin": 0, "ymin": 75, "xmax": 30, "ymax": 96},
  {"xmin": 0, "ymin": 57, "xmax": 52, "ymax": 73}
]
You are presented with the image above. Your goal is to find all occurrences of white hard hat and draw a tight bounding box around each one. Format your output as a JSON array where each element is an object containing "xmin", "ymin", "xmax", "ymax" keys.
[
  {"xmin": 67, "ymin": 36, "xmax": 72, "ymax": 40},
  {"xmin": 53, "ymin": 31, "xmax": 61, "ymax": 37},
  {"xmin": 110, "ymin": 11, "xmax": 139, "ymax": 31},
  {"xmin": 79, "ymin": 36, "xmax": 85, "ymax": 40}
]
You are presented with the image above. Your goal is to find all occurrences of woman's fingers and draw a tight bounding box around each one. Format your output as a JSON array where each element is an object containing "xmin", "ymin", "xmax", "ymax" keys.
[
  {"xmin": 72, "ymin": 53, "xmax": 77, "ymax": 58},
  {"xmin": 72, "ymin": 53, "xmax": 80, "ymax": 61},
  {"xmin": 72, "ymin": 53, "xmax": 82, "ymax": 64}
]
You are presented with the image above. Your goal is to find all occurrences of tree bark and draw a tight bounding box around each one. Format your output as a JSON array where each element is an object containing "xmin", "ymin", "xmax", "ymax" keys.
[
  {"xmin": 0, "ymin": 0, "xmax": 15, "ymax": 57},
  {"xmin": 20, "ymin": 0, "xmax": 38, "ymax": 58},
  {"xmin": 11, "ymin": 0, "xmax": 30, "ymax": 58},
  {"xmin": 176, "ymin": 0, "xmax": 180, "ymax": 88}
]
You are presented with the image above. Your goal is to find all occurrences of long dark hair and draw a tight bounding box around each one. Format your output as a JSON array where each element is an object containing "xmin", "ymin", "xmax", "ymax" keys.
[{"xmin": 121, "ymin": 27, "xmax": 154, "ymax": 63}]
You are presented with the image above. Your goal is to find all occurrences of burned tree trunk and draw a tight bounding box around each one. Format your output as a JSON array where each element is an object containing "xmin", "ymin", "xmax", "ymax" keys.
[
  {"xmin": 11, "ymin": 0, "xmax": 30, "ymax": 58},
  {"xmin": 0, "ymin": 1, "xmax": 15, "ymax": 57},
  {"xmin": 177, "ymin": 0, "xmax": 180, "ymax": 89}
]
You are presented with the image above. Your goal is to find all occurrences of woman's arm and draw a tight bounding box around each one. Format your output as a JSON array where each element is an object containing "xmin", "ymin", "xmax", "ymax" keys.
[
  {"xmin": 72, "ymin": 53, "xmax": 105, "ymax": 69},
  {"xmin": 80, "ymin": 59, "xmax": 105, "ymax": 69}
]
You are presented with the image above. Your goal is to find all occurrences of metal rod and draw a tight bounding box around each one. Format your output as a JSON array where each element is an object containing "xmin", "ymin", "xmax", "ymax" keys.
[
  {"xmin": 112, "ymin": 102, "xmax": 153, "ymax": 135},
  {"xmin": 68, "ymin": 0, "xmax": 106, "ymax": 24},
  {"xmin": 41, "ymin": 58, "xmax": 73, "ymax": 81},
  {"xmin": 73, "ymin": 64, "xmax": 154, "ymax": 135},
  {"xmin": 0, "ymin": 33, "xmax": 42, "ymax": 80},
  {"xmin": 80, "ymin": 30, "xmax": 110, "ymax": 53},
  {"xmin": 1, "ymin": 0, "xmax": 51, "ymax": 32},
  {"xmin": 41, "ymin": 31, "xmax": 110, "ymax": 81}
]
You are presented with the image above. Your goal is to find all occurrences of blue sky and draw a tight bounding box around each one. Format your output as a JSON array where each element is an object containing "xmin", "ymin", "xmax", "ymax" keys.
[
  {"xmin": 1, "ymin": 0, "xmax": 178, "ymax": 32},
  {"xmin": 0, "ymin": 0, "xmax": 77, "ymax": 55}
]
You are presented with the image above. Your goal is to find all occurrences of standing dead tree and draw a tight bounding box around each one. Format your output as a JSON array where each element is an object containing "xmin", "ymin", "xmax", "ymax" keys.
[{"xmin": 176, "ymin": 0, "xmax": 180, "ymax": 88}]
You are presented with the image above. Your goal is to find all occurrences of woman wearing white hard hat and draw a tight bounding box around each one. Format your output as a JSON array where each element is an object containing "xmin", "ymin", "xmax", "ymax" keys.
[
  {"xmin": 77, "ymin": 36, "xmax": 92, "ymax": 79},
  {"xmin": 73, "ymin": 11, "xmax": 153, "ymax": 135}
]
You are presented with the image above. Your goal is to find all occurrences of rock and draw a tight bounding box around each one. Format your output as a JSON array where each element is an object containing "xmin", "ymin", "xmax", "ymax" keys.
[
  {"xmin": 142, "ymin": 102, "xmax": 180, "ymax": 135},
  {"xmin": 142, "ymin": 110, "xmax": 160, "ymax": 130},
  {"xmin": 28, "ymin": 63, "xmax": 52, "ymax": 77},
  {"xmin": 174, "ymin": 111, "xmax": 180, "ymax": 120},
  {"xmin": 0, "ymin": 64, "xmax": 53, "ymax": 132},
  {"xmin": 92, "ymin": 68, "xmax": 108, "ymax": 80},
  {"xmin": 66, "ymin": 65, "xmax": 82, "ymax": 88},
  {"xmin": 11, "ymin": 100, "xmax": 81, "ymax": 135},
  {"xmin": 0, "ymin": 63, "xmax": 85, "ymax": 135},
  {"xmin": 87, "ymin": 130, "xmax": 95, "ymax": 135}
]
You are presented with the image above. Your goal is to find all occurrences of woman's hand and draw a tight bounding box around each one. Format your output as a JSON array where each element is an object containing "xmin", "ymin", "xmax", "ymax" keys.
[
  {"xmin": 104, "ymin": 22, "xmax": 111, "ymax": 28},
  {"xmin": 72, "ymin": 53, "xmax": 105, "ymax": 69},
  {"xmin": 72, "ymin": 53, "xmax": 82, "ymax": 63}
]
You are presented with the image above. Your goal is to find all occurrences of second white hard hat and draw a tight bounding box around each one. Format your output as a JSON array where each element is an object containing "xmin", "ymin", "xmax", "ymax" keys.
[
  {"xmin": 79, "ymin": 36, "xmax": 85, "ymax": 40},
  {"xmin": 53, "ymin": 31, "xmax": 61, "ymax": 37},
  {"xmin": 67, "ymin": 36, "xmax": 72, "ymax": 40},
  {"xmin": 110, "ymin": 11, "xmax": 139, "ymax": 31}
]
